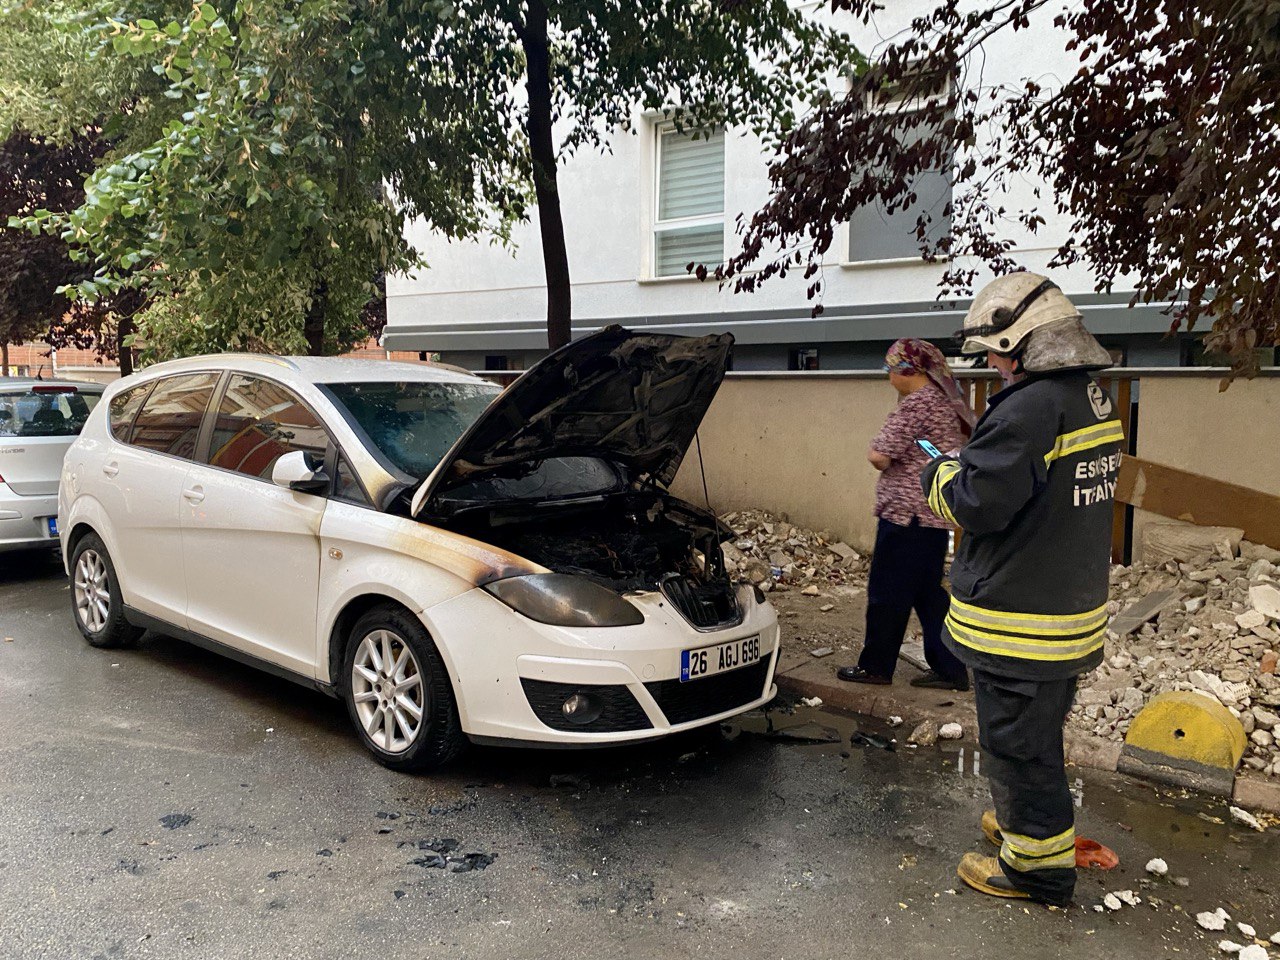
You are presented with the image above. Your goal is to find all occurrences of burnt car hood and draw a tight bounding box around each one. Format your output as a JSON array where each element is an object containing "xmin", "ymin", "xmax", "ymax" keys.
[{"xmin": 410, "ymin": 326, "xmax": 733, "ymax": 518}]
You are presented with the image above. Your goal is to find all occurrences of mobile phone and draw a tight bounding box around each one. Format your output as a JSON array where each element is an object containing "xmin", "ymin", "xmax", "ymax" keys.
[{"xmin": 916, "ymin": 439, "xmax": 943, "ymax": 458}]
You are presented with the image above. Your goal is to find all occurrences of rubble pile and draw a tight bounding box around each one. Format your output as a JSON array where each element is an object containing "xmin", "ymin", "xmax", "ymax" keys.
[
  {"xmin": 718, "ymin": 510, "xmax": 869, "ymax": 594},
  {"xmin": 1068, "ymin": 540, "xmax": 1280, "ymax": 777}
]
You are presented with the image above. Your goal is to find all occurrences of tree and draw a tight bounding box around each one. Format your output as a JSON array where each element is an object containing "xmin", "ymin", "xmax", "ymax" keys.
[
  {"xmin": 718, "ymin": 0, "xmax": 1280, "ymax": 377},
  {"xmin": 11, "ymin": 0, "xmax": 854, "ymax": 357},
  {"xmin": 423, "ymin": 0, "xmax": 857, "ymax": 348},
  {"xmin": 9, "ymin": 0, "xmax": 518, "ymax": 361},
  {"xmin": 0, "ymin": 129, "xmax": 139, "ymax": 373}
]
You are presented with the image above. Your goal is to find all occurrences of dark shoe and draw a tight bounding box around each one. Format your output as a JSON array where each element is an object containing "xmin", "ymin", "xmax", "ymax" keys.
[
  {"xmin": 910, "ymin": 670, "xmax": 970, "ymax": 691},
  {"xmin": 836, "ymin": 666, "xmax": 891, "ymax": 685}
]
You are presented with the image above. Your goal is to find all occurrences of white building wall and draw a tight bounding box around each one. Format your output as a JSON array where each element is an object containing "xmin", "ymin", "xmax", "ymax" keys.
[{"xmin": 385, "ymin": 2, "xmax": 1169, "ymax": 366}]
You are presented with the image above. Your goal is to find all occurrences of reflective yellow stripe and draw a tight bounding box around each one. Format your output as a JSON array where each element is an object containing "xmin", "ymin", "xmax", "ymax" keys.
[
  {"xmin": 928, "ymin": 460, "xmax": 960, "ymax": 525},
  {"xmin": 1001, "ymin": 825, "xmax": 1075, "ymax": 856},
  {"xmin": 1000, "ymin": 828, "xmax": 1076, "ymax": 872},
  {"xmin": 1044, "ymin": 421, "xmax": 1125, "ymax": 466},
  {"xmin": 946, "ymin": 615, "xmax": 1107, "ymax": 661},
  {"xmin": 949, "ymin": 597, "xmax": 1109, "ymax": 636}
]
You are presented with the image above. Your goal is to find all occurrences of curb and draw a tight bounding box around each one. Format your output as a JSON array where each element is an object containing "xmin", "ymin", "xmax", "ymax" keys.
[{"xmin": 774, "ymin": 671, "xmax": 1280, "ymax": 816}]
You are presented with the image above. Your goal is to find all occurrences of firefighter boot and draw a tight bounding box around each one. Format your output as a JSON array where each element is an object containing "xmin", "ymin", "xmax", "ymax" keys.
[{"xmin": 957, "ymin": 853, "xmax": 1031, "ymax": 901}]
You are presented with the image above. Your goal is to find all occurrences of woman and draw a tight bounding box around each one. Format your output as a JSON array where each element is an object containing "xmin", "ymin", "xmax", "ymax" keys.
[{"xmin": 837, "ymin": 338, "xmax": 976, "ymax": 691}]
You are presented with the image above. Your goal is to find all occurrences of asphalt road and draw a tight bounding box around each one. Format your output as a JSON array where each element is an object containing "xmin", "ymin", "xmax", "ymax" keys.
[{"xmin": 2, "ymin": 550, "xmax": 1277, "ymax": 960}]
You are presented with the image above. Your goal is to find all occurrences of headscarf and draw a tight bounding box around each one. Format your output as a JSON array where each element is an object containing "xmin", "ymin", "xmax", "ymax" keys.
[{"xmin": 885, "ymin": 337, "xmax": 978, "ymax": 435}]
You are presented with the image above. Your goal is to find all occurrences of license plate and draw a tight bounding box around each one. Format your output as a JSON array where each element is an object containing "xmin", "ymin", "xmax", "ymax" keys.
[
  {"xmin": 46, "ymin": 517, "xmax": 58, "ymax": 537},
  {"xmin": 681, "ymin": 635, "xmax": 762, "ymax": 682}
]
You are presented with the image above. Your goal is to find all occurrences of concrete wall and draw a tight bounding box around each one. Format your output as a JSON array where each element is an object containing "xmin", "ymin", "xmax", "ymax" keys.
[
  {"xmin": 1132, "ymin": 375, "xmax": 1280, "ymax": 553},
  {"xmin": 671, "ymin": 371, "xmax": 1280, "ymax": 554},
  {"xmin": 670, "ymin": 374, "xmax": 897, "ymax": 551}
]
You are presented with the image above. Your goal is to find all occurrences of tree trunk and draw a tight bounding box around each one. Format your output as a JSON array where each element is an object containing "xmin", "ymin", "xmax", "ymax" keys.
[
  {"xmin": 1, "ymin": 342, "xmax": 9, "ymax": 376},
  {"xmin": 304, "ymin": 280, "xmax": 328, "ymax": 356},
  {"xmin": 520, "ymin": 0, "xmax": 572, "ymax": 351},
  {"xmin": 116, "ymin": 315, "xmax": 134, "ymax": 377}
]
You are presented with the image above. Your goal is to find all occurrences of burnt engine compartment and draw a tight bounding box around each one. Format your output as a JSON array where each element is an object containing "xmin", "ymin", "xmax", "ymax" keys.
[{"xmin": 437, "ymin": 490, "xmax": 742, "ymax": 627}]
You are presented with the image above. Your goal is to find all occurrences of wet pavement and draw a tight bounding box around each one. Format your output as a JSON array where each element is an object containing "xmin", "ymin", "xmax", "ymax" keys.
[{"xmin": 2, "ymin": 551, "xmax": 1278, "ymax": 960}]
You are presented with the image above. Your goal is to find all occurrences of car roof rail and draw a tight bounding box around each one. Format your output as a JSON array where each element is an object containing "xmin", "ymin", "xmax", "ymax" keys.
[{"xmin": 144, "ymin": 353, "xmax": 300, "ymax": 373}]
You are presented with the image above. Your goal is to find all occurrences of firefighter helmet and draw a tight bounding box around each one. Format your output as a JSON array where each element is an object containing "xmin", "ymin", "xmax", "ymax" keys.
[{"xmin": 956, "ymin": 272, "xmax": 1112, "ymax": 372}]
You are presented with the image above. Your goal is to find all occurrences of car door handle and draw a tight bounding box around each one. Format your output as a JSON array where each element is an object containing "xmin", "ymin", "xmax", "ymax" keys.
[
  {"xmin": 102, "ymin": 462, "xmax": 119, "ymax": 478},
  {"xmin": 182, "ymin": 485, "xmax": 205, "ymax": 504}
]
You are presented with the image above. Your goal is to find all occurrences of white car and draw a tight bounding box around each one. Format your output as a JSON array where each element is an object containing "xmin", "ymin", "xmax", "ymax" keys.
[
  {"xmin": 59, "ymin": 327, "xmax": 779, "ymax": 770},
  {"xmin": 1, "ymin": 378, "xmax": 104, "ymax": 553}
]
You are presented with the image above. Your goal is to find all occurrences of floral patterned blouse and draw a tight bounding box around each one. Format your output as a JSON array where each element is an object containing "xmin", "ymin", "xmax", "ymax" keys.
[{"xmin": 871, "ymin": 383, "xmax": 967, "ymax": 529}]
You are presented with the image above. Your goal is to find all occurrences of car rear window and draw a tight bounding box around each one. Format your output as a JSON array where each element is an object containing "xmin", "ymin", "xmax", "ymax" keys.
[
  {"xmin": 324, "ymin": 380, "xmax": 500, "ymax": 479},
  {"xmin": 0, "ymin": 386, "xmax": 102, "ymax": 438},
  {"xmin": 129, "ymin": 373, "xmax": 220, "ymax": 458}
]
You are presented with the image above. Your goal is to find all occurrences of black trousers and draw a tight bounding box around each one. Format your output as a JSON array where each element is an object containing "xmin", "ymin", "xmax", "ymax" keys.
[
  {"xmin": 856, "ymin": 518, "xmax": 967, "ymax": 681},
  {"xmin": 973, "ymin": 669, "xmax": 1078, "ymax": 905}
]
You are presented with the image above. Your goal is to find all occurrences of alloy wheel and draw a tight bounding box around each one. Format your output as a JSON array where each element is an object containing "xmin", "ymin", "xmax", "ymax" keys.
[
  {"xmin": 351, "ymin": 629, "xmax": 426, "ymax": 754},
  {"xmin": 74, "ymin": 549, "xmax": 110, "ymax": 632}
]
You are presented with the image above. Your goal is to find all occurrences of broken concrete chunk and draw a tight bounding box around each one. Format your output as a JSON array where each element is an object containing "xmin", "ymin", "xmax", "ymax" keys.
[
  {"xmin": 907, "ymin": 719, "xmax": 939, "ymax": 747},
  {"xmin": 1144, "ymin": 857, "xmax": 1168, "ymax": 876},
  {"xmin": 801, "ymin": 585, "xmax": 820, "ymax": 597},
  {"xmin": 819, "ymin": 603, "xmax": 835, "ymax": 613},
  {"xmin": 809, "ymin": 646, "xmax": 833, "ymax": 658},
  {"xmin": 1237, "ymin": 609, "xmax": 1269, "ymax": 632},
  {"xmin": 1239, "ymin": 923, "xmax": 1258, "ymax": 939},
  {"xmin": 1220, "ymin": 942, "xmax": 1244, "ymax": 955},
  {"xmin": 1229, "ymin": 806, "xmax": 1265, "ymax": 832},
  {"xmin": 939, "ymin": 722, "xmax": 963, "ymax": 740},
  {"xmin": 1103, "ymin": 893, "xmax": 1123, "ymax": 911},
  {"xmin": 800, "ymin": 696, "xmax": 824, "ymax": 708},
  {"xmin": 1250, "ymin": 584, "xmax": 1280, "ymax": 622},
  {"xmin": 1143, "ymin": 523, "xmax": 1244, "ymax": 566},
  {"xmin": 1238, "ymin": 947, "xmax": 1270, "ymax": 960},
  {"xmin": 830, "ymin": 542, "xmax": 860, "ymax": 562},
  {"xmin": 1199, "ymin": 910, "xmax": 1230, "ymax": 931}
]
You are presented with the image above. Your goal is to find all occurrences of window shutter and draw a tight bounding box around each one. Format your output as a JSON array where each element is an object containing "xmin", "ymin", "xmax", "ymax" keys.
[
  {"xmin": 658, "ymin": 128, "xmax": 725, "ymax": 220},
  {"xmin": 654, "ymin": 127, "xmax": 725, "ymax": 277}
]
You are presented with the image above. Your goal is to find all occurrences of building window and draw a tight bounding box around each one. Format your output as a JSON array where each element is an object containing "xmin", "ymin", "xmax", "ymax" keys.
[
  {"xmin": 848, "ymin": 64, "xmax": 954, "ymax": 263},
  {"xmin": 484, "ymin": 355, "xmax": 510, "ymax": 371},
  {"xmin": 789, "ymin": 348, "xmax": 820, "ymax": 371},
  {"xmin": 652, "ymin": 125, "xmax": 725, "ymax": 278}
]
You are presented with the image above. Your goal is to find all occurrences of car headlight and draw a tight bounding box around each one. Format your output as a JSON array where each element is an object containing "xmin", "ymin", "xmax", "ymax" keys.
[{"xmin": 483, "ymin": 574, "xmax": 645, "ymax": 627}]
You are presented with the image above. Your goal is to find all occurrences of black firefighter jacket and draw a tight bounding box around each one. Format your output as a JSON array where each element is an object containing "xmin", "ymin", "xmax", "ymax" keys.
[{"xmin": 919, "ymin": 370, "xmax": 1124, "ymax": 681}]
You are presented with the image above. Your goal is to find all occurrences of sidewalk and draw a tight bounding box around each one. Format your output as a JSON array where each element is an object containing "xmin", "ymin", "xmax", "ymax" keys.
[{"xmin": 767, "ymin": 590, "xmax": 1280, "ymax": 815}]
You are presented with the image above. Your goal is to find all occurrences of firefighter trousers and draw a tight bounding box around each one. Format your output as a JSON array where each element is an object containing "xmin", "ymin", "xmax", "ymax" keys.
[{"xmin": 973, "ymin": 670, "xmax": 1078, "ymax": 905}]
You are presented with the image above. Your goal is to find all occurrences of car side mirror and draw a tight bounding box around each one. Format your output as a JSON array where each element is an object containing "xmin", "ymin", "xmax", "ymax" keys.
[{"xmin": 271, "ymin": 450, "xmax": 329, "ymax": 494}]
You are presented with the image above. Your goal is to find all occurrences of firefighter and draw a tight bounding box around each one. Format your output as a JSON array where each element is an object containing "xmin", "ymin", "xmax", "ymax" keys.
[{"xmin": 920, "ymin": 272, "xmax": 1123, "ymax": 907}]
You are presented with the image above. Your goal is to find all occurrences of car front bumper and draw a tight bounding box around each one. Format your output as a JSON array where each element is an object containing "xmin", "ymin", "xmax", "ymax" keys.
[
  {"xmin": 0, "ymin": 484, "xmax": 61, "ymax": 554},
  {"xmin": 422, "ymin": 584, "xmax": 781, "ymax": 746}
]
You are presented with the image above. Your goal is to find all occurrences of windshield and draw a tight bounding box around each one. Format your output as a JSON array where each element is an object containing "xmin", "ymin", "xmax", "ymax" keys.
[
  {"xmin": 325, "ymin": 380, "xmax": 500, "ymax": 479},
  {"xmin": 0, "ymin": 387, "xmax": 102, "ymax": 438}
]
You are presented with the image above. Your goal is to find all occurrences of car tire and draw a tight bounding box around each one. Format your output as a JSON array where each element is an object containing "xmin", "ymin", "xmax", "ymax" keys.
[
  {"xmin": 341, "ymin": 604, "xmax": 465, "ymax": 773},
  {"xmin": 69, "ymin": 533, "xmax": 143, "ymax": 649}
]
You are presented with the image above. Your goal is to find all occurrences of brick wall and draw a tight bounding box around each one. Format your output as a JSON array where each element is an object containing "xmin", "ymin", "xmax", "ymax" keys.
[{"xmin": 3, "ymin": 341, "xmax": 118, "ymax": 376}]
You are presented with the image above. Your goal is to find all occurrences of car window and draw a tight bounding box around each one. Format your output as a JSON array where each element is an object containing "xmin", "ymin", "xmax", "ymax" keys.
[
  {"xmin": 333, "ymin": 453, "xmax": 370, "ymax": 505},
  {"xmin": 208, "ymin": 374, "xmax": 330, "ymax": 480},
  {"xmin": 323, "ymin": 380, "xmax": 499, "ymax": 479},
  {"xmin": 127, "ymin": 374, "xmax": 219, "ymax": 458},
  {"xmin": 0, "ymin": 386, "xmax": 102, "ymax": 438},
  {"xmin": 108, "ymin": 384, "xmax": 152, "ymax": 442}
]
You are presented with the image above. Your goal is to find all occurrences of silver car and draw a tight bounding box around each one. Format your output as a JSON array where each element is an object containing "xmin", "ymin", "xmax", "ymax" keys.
[{"xmin": 0, "ymin": 378, "xmax": 105, "ymax": 552}]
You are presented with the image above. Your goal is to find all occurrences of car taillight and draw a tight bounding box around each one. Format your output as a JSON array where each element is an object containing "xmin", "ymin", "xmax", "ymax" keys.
[{"xmin": 32, "ymin": 385, "xmax": 77, "ymax": 394}]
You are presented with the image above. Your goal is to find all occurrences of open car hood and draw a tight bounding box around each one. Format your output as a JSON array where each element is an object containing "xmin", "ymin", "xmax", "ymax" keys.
[{"xmin": 411, "ymin": 326, "xmax": 733, "ymax": 518}]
